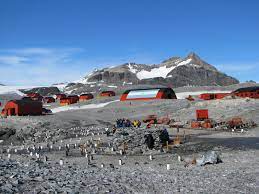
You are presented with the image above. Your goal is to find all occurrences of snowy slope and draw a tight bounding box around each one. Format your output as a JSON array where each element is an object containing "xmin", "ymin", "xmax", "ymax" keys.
[
  {"xmin": 129, "ymin": 59, "xmax": 193, "ymax": 80},
  {"xmin": 75, "ymin": 72, "xmax": 96, "ymax": 84}
]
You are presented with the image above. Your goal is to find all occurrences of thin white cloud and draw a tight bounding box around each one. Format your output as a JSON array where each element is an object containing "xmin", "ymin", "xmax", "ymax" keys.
[
  {"xmin": 0, "ymin": 47, "xmax": 157, "ymax": 85},
  {"xmin": 1, "ymin": 47, "xmax": 84, "ymax": 55},
  {"xmin": 0, "ymin": 56, "xmax": 28, "ymax": 65},
  {"xmin": 0, "ymin": 47, "xmax": 89, "ymax": 85},
  {"xmin": 9, "ymin": 48, "xmax": 53, "ymax": 55}
]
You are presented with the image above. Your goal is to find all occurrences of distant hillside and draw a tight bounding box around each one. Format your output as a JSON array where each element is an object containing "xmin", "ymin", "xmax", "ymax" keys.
[{"xmin": 20, "ymin": 87, "xmax": 60, "ymax": 96}]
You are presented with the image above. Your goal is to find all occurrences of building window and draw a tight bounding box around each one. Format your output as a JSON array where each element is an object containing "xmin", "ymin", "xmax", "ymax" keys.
[{"xmin": 127, "ymin": 89, "xmax": 160, "ymax": 99}]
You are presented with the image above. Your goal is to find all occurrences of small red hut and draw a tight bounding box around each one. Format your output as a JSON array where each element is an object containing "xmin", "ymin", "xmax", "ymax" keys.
[
  {"xmin": 44, "ymin": 96, "xmax": 55, "ymax": 103},
  {"xmin": 1, "ymin": 99, "xmax": 42, "ymax": 116},
  {"xmin": 100, "ymin": 91, "xmax": 115, "ymax": 97},
  {"xmin": 79, "ymin": 93, "xmax": 94, "ymax": 101},
  {"xmin": 196, "ymin": 109, "xmax": 209, "ymax": 121},
  {"xmin": 27, "ymin": 93, "xmax": 43, "ymax": 101},
  {"xmin": 68, "ymin": 95, "xmax": 79, "ymax": 102},
  {"xmin": 55, "ymin": 94, "xmax": 67, "ymax": 100},
  {"xmin": 199, "ymin": 93, "xmax": 230, "ymax": 100}
]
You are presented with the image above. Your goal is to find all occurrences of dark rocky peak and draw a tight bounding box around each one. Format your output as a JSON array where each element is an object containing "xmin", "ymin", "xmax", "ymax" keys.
[
  {"xmin": 187, "ymin": 52, "xmax": 201, "ymax": 60},
  {"xmin": 184, "ymin": 52, "xmax": 217, "ymax": 71},
  {"xmin": 161, "ymin": 56, "xmax": 181, "ymax": 64}
]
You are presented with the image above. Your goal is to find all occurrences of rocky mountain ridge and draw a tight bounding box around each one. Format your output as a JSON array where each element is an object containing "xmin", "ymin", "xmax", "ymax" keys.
[{"xmin": 65, "ymin": 53, "xmax": 238, "ymax": 93}]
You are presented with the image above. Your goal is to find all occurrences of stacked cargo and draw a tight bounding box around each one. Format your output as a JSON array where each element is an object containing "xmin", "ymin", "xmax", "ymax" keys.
[{"xmin": 191, "ymin": 109, "xmax": 214, "ymax": 129}]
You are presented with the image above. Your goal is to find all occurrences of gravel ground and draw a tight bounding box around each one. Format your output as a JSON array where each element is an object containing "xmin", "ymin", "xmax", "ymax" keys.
[
  {"xmin": 0, "ymin": 95, "xmax": 259, "ymax": 193},
  {"xmin": 1, "ymin": 144, "xmax": 258, "ymax": 193}
]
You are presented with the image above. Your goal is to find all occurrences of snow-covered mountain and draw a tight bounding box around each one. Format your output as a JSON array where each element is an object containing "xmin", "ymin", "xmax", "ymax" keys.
[{"xmin": 73, "ymin": 52, "xmax": 238, "ymax": 89}]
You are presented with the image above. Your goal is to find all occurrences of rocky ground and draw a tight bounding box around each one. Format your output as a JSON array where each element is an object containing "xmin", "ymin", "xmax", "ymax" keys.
[
  {"xmin": 1, "ymin": 148, "xmax": 258, "ymax": 193},
  {"xmin": 0, "ymin": 95, "xmax": 259, "ymax": 193}
]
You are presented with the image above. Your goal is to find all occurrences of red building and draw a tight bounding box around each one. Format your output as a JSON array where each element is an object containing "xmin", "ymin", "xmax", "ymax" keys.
[
  {"xmin": 79, "ymin": 93, "xmax": 94, "ymax": 101},
  {"xmin": 44, "ymin": 96, "xmax": 55, "ymax": 103},
  {"xmin": 196, "ymin": 109, "xmax": 209, "ymax": 121},
  {"xmin": 27, "ymin": 93, "xmax": 43, "ymax": 101},
  {"xmin": 55, "ymin": 94, "xmax": 67, "ymax": 99},
  {"xmin": 100, "ymin": 91, "xmax": 115, "ymax": 97},
  {"xmin": 120, "ymin": 88, "xmax": 177, "ymax": 101},
  {"xmin": 232, "ymin": 86, "xmax": 259, "ymax": 99},
  {"xmin": 191, "ymin": 109, "xmax": 213, "ymax": 129},
  {"xmin": 215, "ymin": 93, "xmax": 230, "ymax": 99},
  {"xmin": 68, "ymin": 95, "xmax": 79, "ymax": 101},
  {"xmin": 60, "ymin": 95, "xmax": 79, "ymax": 106},
  {"xmin": 1, "ymin": 99, "xmax": 42, "ymax": 116},
  {"xmin": 199, "ymin": 93, "xmax": 230, "ymax": 100}
]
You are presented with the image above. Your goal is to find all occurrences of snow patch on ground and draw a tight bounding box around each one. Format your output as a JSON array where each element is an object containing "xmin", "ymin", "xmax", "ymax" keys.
[
  {"xmin": 74, "ymin": 72, "xmax": 94, "ymax": 84},
  {"xmin": 128, "ymin": 59, "xmax": 193, "ymax": 80},
  {"xmin": 136, "ymin": 65, "xmax": 176, "ymax": 80},
  {"xmin": 128, "ymin": 63, "xmax": 137, "ymax": 74},
  {"xmin": 176, "ymin": 58, "xmax": 192, "ymax": 66},
  {"xmin": 51, "ymin": 100, "xmax": 119, "ymax": 113}
]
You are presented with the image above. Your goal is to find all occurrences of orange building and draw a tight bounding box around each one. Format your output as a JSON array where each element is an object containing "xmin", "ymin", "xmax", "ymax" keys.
[
  {"xmin": 100, "ymin": 91, "xmax": 115, "ymax": 97},
  {"xmin": 60, "ymin": 95, "xmax": 79, "ymax": 106},
  {"xmin": 79, "ymin": 93, "xmax": 94, "ymax": 101}
]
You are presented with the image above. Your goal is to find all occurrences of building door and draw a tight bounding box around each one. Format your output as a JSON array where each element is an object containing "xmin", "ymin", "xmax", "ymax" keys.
[{"xmin": 8, "ymin": 108, "xmax": 16, "ymax": 116}]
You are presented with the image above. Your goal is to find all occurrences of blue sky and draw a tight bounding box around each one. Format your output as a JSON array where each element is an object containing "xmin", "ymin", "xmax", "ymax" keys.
[{"xmin": 0, "ymin": 0, "xmax": 258, "ymax": 85}]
